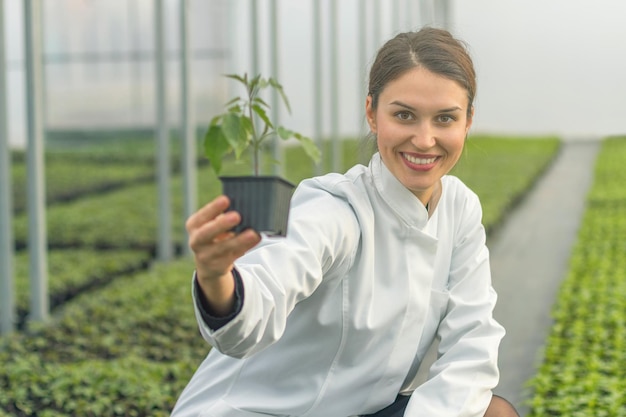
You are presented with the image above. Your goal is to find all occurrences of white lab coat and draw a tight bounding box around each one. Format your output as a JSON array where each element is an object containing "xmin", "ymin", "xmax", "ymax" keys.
[{"xmin": 171, "ymin": 153, "xmax": 505, "ymax": 417}]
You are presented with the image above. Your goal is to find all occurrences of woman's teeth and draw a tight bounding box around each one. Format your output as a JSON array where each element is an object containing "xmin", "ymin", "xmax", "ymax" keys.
[{"xmin": 403, "ymin": 154, "xmax": 437, "ymax": 165}]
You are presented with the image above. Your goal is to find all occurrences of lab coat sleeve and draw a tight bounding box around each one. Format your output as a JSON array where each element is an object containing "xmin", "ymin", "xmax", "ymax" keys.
[
  {"xmin": 191, "ymin": 178, "xmax": 361, "ymax": 359},
  {"xmin": 405, "ymin": 192, "xmax": 505, "ymax": 417},
  {"xmin": 192, "ymin": 269, "xmax": 244, "ymax": 330}
]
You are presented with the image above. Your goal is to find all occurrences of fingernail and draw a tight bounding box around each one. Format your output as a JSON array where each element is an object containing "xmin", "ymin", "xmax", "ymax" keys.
[
  {"xmin": 245, "ymin": 229, "xmax": 261, "ymax": 241},
  {"xmin": 224, "ymin": 211, "xmax": 239, "ymax": 222}
]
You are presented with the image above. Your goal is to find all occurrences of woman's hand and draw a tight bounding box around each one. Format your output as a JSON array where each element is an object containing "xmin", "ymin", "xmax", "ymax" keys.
[{"xmin": 186, "ymin": 195, "xmax": 261, "ymax": 316}]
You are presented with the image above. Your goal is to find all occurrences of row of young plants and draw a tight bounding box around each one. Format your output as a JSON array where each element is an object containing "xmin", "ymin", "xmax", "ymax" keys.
[
  {"xmin": 451, "ymin": 135, "xmax": 561, "ymax": 233},
  {"xmin": 8, "ymin": 135, "xmax": 207, "ymax": 328},
  {"xmin": 527, "ymin": 136, "xmax": 626, "ymax": 416},
  {"xmin": 10, "ymin": 260, "xmax": 206, "ymax": 364},
  {"xmin": 9, "ymin": 133, "xmax": 200, "ymax": 214},
  {"xmin": 10, "ymin": 158, "xmax": 155, "ymax": 213},
  {"xmin": 1, "ymin": 135, "xmax": 561, "ymax": 416},
  {"xmin": 0, "ymin": 259, "xmax": 204, "ymax": 417},
  {"xmin": 12, "ymin": 249, "xmax": 154, "ymax": 328}
]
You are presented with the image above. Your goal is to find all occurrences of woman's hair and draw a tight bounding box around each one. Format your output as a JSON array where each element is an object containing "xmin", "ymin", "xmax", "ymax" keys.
[{"xmin": 368, "ymin": 27, "xmax": 476, "ymax": 118}]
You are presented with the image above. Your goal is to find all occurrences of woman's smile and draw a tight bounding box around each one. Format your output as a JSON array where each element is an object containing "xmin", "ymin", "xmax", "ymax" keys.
[{"xmin": 401, "ymin": 152, "xmax": 440, "ymax": 171}]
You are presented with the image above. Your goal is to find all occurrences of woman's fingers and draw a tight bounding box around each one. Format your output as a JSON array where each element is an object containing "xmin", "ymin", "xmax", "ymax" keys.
[
  {"xmin": 186, "ymin": 195, "xmax": 262, "ymax": 283},
  {"xmin": 206, "ymin": 229, "xmax": 260, "ymax": 262},
  {"xmin": 186, "ymin": 195, "xmax": 241, "ymax": 249},
  {"xmin": 188, "ymin": 210, "xmax": 241, "ymax": 251},
  {"xmin": 186, "ymin": 195, "xmax": 231, "ymax": 232},
  {"xmin": 195, "ymin": 228, "xmax": 261, "ymax": 283}
]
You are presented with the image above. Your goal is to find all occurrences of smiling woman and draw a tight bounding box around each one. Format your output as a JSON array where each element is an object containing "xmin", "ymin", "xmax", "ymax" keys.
[
  {"xmin": 365, "ymin": 29, "xmax": 476, "ymax": 209},
  {"xmin": 172, "ymin": 27, "xmax": 519, "ymax": 417},
  {"xmin": 366, "ymin": 66, "xmax": 472, "ymax": 207}
]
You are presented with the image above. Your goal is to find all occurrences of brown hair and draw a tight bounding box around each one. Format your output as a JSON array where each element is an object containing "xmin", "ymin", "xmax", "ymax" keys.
[{"xmin": 368, "ymin": 27, "xmax": 476, "ymax": 118}]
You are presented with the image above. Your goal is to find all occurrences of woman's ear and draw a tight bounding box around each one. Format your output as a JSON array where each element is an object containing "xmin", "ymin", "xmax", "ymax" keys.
[
  {"xmin": 465, "ymin": 106, "xmax": 475, "ymax": 135},
  {"xmin": 365, "ymin": 95, "xmax": 377, "ymax": 134}
]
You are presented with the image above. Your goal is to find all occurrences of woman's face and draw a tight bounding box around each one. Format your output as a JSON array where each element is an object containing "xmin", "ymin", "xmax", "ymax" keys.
[{"xmin": 366, "ymin": 66, "xmax": 473, "ymax": 205}]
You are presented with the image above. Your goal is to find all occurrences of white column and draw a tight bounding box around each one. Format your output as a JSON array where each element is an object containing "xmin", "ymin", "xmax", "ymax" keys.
[
  {"xmin": 358, "ymin": 0, "xmax": 368, "ymax": 100},
  {"xmin": 371, "ymin": 0, "xmax": 381, "ymax": 51},
  {"xmin": 24, "ymin": 0, "xmax": 49, "ymax": 323},
  {"xmin": 269, "ymin": 0, "xmax": 283, "ymax": 176},
  {"xmin": 0, "ymin": 0, "xmax": 16, "ymax": 334},
  {"xmin": 435, "ymin": 0, "xmax": 451, "ymax": 29},
  {"xmin": 312, "ymin": 0, "xmax": 323, "ymax": 174},
  {"xmin": 329, "ymin": 0, "xmax": 341, "ymax": 172},
  {"xmin": 406, "ymin": 0, "xmax": 416, "ymax": 30},
  {"xmin": 250, "ymin": 0, "xmax": 259, "ymax": 77},
  {"xmin": 420, "ymin": 0, "xmax": 435, "ymax": 26},
  {"xmin": 392, "ymin": 0, "xmax": 401, "ymax": 32},
  {"xmin": 155, "ymin": 0, "xmax": 173, "ymax": 261},
  {"xmin": 357, "ymin": 0, "xmax": 370, "ymax": 164},
  {"xmin": 180, "ymin": 0, "xmax": 196, "ymax": 256}
]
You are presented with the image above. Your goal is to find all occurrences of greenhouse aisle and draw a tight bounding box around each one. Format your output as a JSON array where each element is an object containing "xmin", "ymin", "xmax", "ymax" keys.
[{"xmin": 488, "ymin": 139, "xmax": 601, "ymax": 416}]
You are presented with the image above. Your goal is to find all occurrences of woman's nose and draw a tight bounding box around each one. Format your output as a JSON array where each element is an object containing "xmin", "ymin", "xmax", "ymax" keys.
[{"xmin": 410, "ymin": 122, "xmax": 436, "ymax": 150}]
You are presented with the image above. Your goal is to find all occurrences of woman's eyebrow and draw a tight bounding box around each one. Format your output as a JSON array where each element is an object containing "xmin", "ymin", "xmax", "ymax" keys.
[
  {"xmin": 389, "ymin": 101, "xmax": 463, "ymax": 113},
  {"xmin": 389, "ymin": 100, "xmax": 415, "ymax": 110},
  {"xmin": 438, "ymin": 106, "xmax": 463, "ymax": 113}
]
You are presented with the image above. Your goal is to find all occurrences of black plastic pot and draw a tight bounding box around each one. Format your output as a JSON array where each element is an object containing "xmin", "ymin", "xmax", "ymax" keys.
[{"xmin": 220, "ymin": 176, "xmax": 295, "ymax": 236}]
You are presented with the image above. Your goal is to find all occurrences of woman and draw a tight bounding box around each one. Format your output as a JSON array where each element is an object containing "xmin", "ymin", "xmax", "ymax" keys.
[{"xmin": 172, "ymin": 27, "xmax": 519, "ymax": 417}]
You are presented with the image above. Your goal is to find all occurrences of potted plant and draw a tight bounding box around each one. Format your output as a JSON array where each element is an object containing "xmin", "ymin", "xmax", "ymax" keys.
[{"xmin": 204, "ymin": 73, "xmax": 320, "ymax": 236}]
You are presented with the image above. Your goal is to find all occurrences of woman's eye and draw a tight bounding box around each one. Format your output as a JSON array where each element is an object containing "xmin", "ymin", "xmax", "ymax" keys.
[
  {"xmin": 395, "ymin": 111, "xmax": 413, "ymax": 121},
  {"xmin": 437, "ymin": 115, "xmax": 455, "ymax": 124}
]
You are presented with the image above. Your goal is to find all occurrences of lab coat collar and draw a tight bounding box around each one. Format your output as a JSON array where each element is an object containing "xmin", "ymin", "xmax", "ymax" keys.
[{"xmin": 370, "ymin": 153, "xmax": 429, "ymax": 230}]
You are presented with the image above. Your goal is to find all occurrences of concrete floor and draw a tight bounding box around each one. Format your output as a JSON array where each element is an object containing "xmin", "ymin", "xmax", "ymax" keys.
[{"xmin": 489, "ymin": 140, "xmax": 601, "ymax": 416}]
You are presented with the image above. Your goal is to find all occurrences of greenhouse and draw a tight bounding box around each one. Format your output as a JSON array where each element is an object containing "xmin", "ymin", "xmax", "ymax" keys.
[{"xmin": 1, "ymin": 1, "xmax": 625, "ymax": 416}]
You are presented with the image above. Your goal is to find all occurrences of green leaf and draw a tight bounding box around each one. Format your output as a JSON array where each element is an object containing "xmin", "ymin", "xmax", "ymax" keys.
[
  {"xmin": 225, "ymin": 73, "xmax": 247, "ymax": 86},
  {"xmin": 276, "ymin": 126, "xmax": 293, "ymax": 140},
  {"xmin": 221, "ymin": 113, "xmax": 249, "ymax": 158},
  {"xmin": 253, "ymin": 97, "xmax": 270, "ymax": 109},
  {"xmin": 252, "ymin": 104, "xmax": 273, "ymax": 131},
  {"xmin": 227, "ymin": 104, "xmax": 242, "ymax": 114},
  {"xmin": 256, "ymin": 76, "xmax": 269, "ymax": 89},
  {"xmin": 224, "ymin": 96, "xmax": 241, "ymax": 108},
  {"xmin": 204, "ymin": 124, "xmax": 230, "ymax": 174},
  {"xmin": 293, "ymin": 133, "xmax": 321, "ymax": 163},
  {"xmin": 240, "ymin": 116, "xmax": 254, "ymax": 139},
  {"xmin": 276, "ymin": 127, "xmax": 321, "ymax": 164},
  {"xmin": 269, "ymin": 77, "xmax": 291, "ymax": 113},
  {"xmin": 248, "ymin": 74, "xmax": 262, "ymax": 94}
]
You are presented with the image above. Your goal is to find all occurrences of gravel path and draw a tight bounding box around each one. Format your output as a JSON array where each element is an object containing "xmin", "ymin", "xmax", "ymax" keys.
[{"xmin": 489, "ymin": 139, "xmax": 601, "ymax": 415}]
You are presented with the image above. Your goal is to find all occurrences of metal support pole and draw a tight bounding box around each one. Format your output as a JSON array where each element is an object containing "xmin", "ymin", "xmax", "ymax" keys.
[
  {"xmin": 248, "ymin": 0, "xmax": 262, "ymax": 174},
  {"xmin": 358, "ymin": 0, "xmax": 370, "ymax": 165},
  {"xmin": 128, "ymin": 0, "xmax": 142, "ymax": 120},
  {"xmin": 0, "ymin": 0, "xmax": 16, "ymax": 335},
  {"xmin": 420, "ymin": 0, "xmax": 435, "ymax": 26},
  {"xmin": 249, "ymin": 0, "xmax": 259, "ymax": 77},
  {"xmin": 435, "ymin": 0, "xmax": 451, "ymax": 29},
  {"xmin": 407, "ymin": 0, "xmax": 416, "ymax": 30},
  {"xmin": 329, "ymin": 0, "xmax": 341, "ymax": 172},
  {"xmin": 371, "ymin": 0, "xmax": 381, "ymax": 52},
  {"xmin": 358, "ymin": 0, "xmax": 368, "ymax": 98},
  {"xmin": 392, "ymin": 0, "xmax": 401, "ymax": 33},
  {"xmin": 312, "ymin": 0, "xmax": 323, "ymax": 174},
  {"xmin": 269, "ymin": 0, "xmax": 283, "ymax": 176},
  {"xmin": 180, "ymin": 0, "xmax": 196, "ymax": 257},
  {"xmin": 24, "ymin": 0, "xmax": 48, "ymax": 323},
  {"xmin": 155, "ymin": 0, "xmax": 173, "ymax": 261}
]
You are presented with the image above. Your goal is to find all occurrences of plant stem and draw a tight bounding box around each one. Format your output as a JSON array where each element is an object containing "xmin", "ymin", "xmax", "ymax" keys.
[
  {"xmin": 247, "ymin": 82, "xmax": 260, "ymax": 176},
  {"xmin": 254, "ymin": 144, "xmax": 259, "ymax": 176}
]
